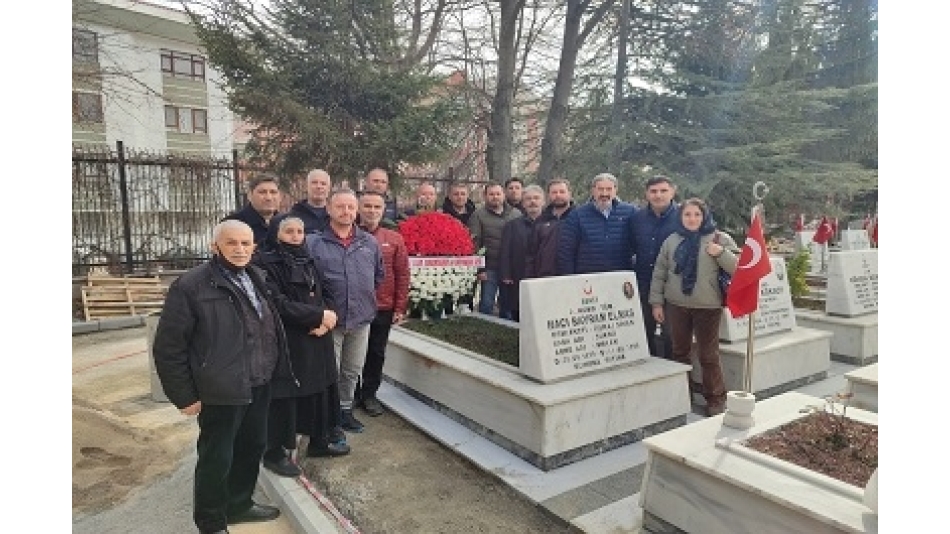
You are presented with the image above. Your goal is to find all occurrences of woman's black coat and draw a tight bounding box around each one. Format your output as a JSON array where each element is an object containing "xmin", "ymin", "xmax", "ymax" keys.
[{"xmin": 254, "ymin": 244, "xmax": 338, "ymax": 398}]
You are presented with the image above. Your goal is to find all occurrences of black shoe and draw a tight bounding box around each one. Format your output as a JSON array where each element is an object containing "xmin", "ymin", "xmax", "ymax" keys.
[
  {"xmin": 307, "ymin": 441, "xmax": 351, "ymax": 457},
  {"xmin": 200, "ymin": 530, "xmax": 229, "ymax": 534},
  {"xmin": 362, "ymin": 397, "xmax": 384, "ymax": 417},
  {"xmin": 227, "ymin": 503, "xmax": 280, "ymax": 525},
  {"xmin": 341, "ymin": 409, "xmax": 365, "ymax": 433},
  {"xmin": 328, "ymin": 426, "xmax": 347, "ymax": 444},
  {"xmin": 263, "ymin": 456, "xmax": 301, "ymax": 477}
]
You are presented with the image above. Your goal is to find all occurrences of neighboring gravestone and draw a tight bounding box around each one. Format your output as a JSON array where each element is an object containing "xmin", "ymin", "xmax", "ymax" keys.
[
  {"xmin": 519, "ymin": 272, "xmax": 651, "ymax": 383},
  {"xmin": 720, "ymin": 257, "xmax": 796, "ymax": 342},
  {"xmin": 794, "ymin": 231, "xmax": 829, "ymax": 274},
  {"xmin": 825, "ymin": 250, "xmax": 878, "ymax": 317},
  {"xmin": 839, "ymin": 229, "xmax": 871, "ymax": 251}
]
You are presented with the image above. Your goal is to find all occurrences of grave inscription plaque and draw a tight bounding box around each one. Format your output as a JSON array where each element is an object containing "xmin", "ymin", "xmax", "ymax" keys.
[
  {"xmin": 519, "ymin": 272, "xmax": 651, "ymax": 383},
  {"xmin": 720, "ymin": 257, "xmax": 796, "ymax": 342},
  {"xmin": 825, "ymin": 250, "xmax": 878, "ymax": 317}
]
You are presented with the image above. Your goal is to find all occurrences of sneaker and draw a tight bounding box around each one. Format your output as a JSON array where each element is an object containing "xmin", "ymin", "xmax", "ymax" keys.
[
  {"xmin": 341, "ymin": 409, "xmax": 365, "ymax": 433},
  {"xmin": 262, "ymin": 456, "xmax": 301, "ymax": 478},
  {"xmin": 362, "ymin": 397, "xmax": 384, "ymax": 417}
]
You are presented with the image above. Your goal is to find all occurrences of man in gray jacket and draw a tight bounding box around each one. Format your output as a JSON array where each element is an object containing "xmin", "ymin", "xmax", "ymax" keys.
[
  {"xmin": 468, "ymin": 181, "xmax": 522, "ymax": 318},
  {"xmin": 306, "ymin": 189, "xmax": 384, "ymax": 433}
]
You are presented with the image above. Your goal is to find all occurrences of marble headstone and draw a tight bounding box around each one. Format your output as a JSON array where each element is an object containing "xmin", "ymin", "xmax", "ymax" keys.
[
  {"xmin": 794, "ymin": 231, "xmax": 829, "ymax": 274},
  {"xmin": 720, "ymin": 257, "xmax": 796, "ymax": 342},
  {"xmin": 839, "ymin": 229, "xmax": 871, "ymax": 251},
  {"xmin": 825, "ymin": 250, "xmax": 878, "ymax": 317},
  {"xmin": 519, "ymin": 272, "xmax": 651, "ymax": 384}
]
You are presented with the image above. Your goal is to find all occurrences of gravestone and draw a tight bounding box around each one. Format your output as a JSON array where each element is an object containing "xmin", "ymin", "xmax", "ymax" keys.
[
  {"xmin": 825, "ymin": 250, "xmax": 878, "ymax": 317},
  {"xmin": 519, "ymin": 272, "xmax": 651, "ymax": 383},
  {"xmin": 720, "ymin": 257, "xmax": 796, "ymax": 341},
  {"xmin": 839, "ymin": 229, "xmax": 871, "ymax": 251},
  {"xmin": 794, "ymin": 231, "xmax": 829, "ymax": 274}
]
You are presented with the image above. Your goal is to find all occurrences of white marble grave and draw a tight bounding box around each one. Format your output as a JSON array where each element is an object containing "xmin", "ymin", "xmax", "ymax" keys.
[
  {"xmin": 825, "ymin": 250, "xmax": 878, "ymax": 317},
  {"xmin": 639, "ymin": 391, "xmax": 878, "ymax": 534},
  {"xmin": 845, "ymin": 363, "xmax": 878, "ymax": 413},
  {"xmin": 519, "ymin": 272, "xmax": 650, "ymax": 383},
  {"xmin": 689, "ymin": 258, "xmax": 832, "ymax": 399},
  {"xmin": 384, "ymin": 315, "xmax": 691, "ymax": 471},
  {"xmin": 840, "ymin": 229, "xmax": 871, "ymax": 251},
  {"xmin": 720, "ymin": 257, "xmax": 796, "ymax": 342},
  {"xmin": 795, "ymin": 230, "xmax": 829, "ymax": 275},
  {"xmin": 796, "ymin": 250, "xmax": 878, "ymax": 365}
]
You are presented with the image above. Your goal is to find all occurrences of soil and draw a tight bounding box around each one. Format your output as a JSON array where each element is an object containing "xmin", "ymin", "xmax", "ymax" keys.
[
  {"xmin": 72, "ymin": 326, "xmax": 578, "ymax": 533},
  {"xmin": 744, "ymin": 407, "xmax": 878, "ymax": 488},
  {"xmin": 401, "ymin": 315, "xmax": 519, "ymax": 366}
]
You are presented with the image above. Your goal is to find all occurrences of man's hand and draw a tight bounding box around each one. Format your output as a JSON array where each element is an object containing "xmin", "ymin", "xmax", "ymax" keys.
[
  {"xmin": 477, "ymin": 272, "xmax": 488, "ymax": 281},
  {"xmin": 181, "ymin": 401, "xmax": 201, "ymax": 416},
  {"xmin": 393, "ymin": 312, "xmax": 406, "ymax": 325},
  {"xmin": 652, "ymin": 305, "xmax": 665, "ymax": 324},
  {"xmin": 309, "ymin": 325, "xmax": 329, "ymax": 337}
]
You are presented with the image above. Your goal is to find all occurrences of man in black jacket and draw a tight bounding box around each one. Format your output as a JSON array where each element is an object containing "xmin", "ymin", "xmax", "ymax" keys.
[
  {"xmin": 287, "ymin": 168, "xmax": 332, "ymax": 234},
  {"xmin": 153, "ymin": 219, "xmax": 290, "ymax": 534},
  {"xmin": 223, "ymin": 174, "xmax": 282, "ymax": 245}
]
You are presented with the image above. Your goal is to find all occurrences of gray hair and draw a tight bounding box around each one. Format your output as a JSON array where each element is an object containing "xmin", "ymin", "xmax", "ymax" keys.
[
  {"xmin": 523, "ymin": 184, "xmax": 544, "ymax": 197},
  {"xmin": 212, "ymin": 219, "xmax": 253, "ymax": 242},
  {"xmin": 278, "ymin": 216, "xmax": 305, "ymax": 231},
  {"xmin": 306, "ymin": 169, "xmax": 331, "ymax": 183},
  {"xmin": 590, "ymin": 173, "xmax": 618, "ymax": 189}
]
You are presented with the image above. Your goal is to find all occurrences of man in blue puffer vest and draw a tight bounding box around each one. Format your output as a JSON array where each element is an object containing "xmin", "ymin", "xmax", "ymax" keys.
[
  {"xmin": 556, "ymin": 173, "xmax": 636, "ymax": 275},
  {"xmin": 629, "ymin": 176, "xmax": 680, "ymax": 358}
]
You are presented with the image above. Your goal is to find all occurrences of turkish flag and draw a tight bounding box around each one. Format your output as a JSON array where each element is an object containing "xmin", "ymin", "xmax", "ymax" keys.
[
  {"xmin": 812, "ymin": 216, "xmax": 833, "ymax": 244},
  {"xmin": 793, "ymin": 213, "xmax": 803, "ymax": 232},
  {"xmin": 726, "ymin": 213, "xmax": 772, "ymax": 318}
]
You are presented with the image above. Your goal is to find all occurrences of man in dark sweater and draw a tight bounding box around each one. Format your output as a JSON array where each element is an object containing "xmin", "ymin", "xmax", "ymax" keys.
[
  {"xmin": 499, "ymin": 184, "xmax": 545, "ymax": 322},
  {"xmin": 287, "ymin": 168, "xmax": 332, "ymax": 234}
]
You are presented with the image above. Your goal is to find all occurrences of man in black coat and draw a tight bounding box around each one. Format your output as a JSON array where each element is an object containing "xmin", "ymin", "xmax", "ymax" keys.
[
  {"xmin": 153, "ymin": 219, "xmax": 289, "ymax": 534},
  {"xmin": 223, "ymin": 173, "xmax": 283, "ymax": 245},
  {"xmin": 498, "ymin": 185, "xmax": 545, "ymax": 322}
]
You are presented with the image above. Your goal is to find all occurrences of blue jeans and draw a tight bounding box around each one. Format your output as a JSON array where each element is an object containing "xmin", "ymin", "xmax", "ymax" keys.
[{"xmin": 478, "ymin": 269, "xmax": 501, "ymax": 316}]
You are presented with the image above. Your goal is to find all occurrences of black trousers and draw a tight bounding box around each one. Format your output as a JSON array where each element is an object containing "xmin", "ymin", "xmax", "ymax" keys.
[
  {"xmin": 360, "ymin": 309, "xmax": 394, "ymax": 400},
  {"xmin": 263, "ymin": 396, "xmax": 297, "ymax": 462},
  {"xmin": 641, "ymin": 297, "xmax": 673, "ymax": 359},
  {"xmin": 193, "ymin": 384, "xmax": 271, "ymax": 532}
]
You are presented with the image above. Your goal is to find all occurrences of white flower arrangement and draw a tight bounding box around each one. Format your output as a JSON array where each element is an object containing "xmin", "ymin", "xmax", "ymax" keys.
[{"xmin": 409, "ymin": 265, "xmax": 479, "ymax": 317}]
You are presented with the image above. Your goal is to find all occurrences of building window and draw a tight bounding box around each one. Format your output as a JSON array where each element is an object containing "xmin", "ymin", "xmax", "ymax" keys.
[
  {"xmin": 164, "ymin": 105, "xmax": 209, "ymax": 134},
  {"xmin": 73, "ymin": 92, "xmax": 104, "ymax": 123},
  {"xmin": 73, "ymin": 28, "xmax": 98, "ymax": 65},
  {"xmin": 160, "ymin": 49, "xmax": 206, "ymax": 81}
]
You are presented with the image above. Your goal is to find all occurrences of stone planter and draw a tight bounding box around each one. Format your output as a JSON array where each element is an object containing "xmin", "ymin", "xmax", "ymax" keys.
[{"xmin": 639, "ymin": 391, "xmax": 877, "ymax": 533}]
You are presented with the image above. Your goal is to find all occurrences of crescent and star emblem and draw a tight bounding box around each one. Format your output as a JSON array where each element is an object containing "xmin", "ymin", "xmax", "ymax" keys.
[
  {"xmin": 737, "ymin": 238, "xmax": 762, "ymax": 269},
  {"xmin": 583, "ymin": 284, "xmax": 593, "ymax": 295}
]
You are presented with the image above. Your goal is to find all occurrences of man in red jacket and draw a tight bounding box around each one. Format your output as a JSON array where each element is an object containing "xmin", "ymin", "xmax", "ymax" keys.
[{"xmin": 357, "ymin": 191, "xmax": 410, "ymax": 416}]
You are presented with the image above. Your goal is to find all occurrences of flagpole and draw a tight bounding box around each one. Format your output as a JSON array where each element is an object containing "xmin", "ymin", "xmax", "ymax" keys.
[{"xmin": 745, "ymin": 182, "xmax": 768, "ymax": 395}]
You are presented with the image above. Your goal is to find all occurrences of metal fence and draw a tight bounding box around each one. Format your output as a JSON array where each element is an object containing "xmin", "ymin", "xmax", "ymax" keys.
[{"xmin": 72, "ymin": 141, "xmax": 272, "ymax": 276}]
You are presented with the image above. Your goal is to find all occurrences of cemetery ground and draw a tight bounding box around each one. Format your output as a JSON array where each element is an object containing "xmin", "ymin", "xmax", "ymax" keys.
[{"xmin": 72, "ymin": 325, "xmax": 576, "ymax": 533}]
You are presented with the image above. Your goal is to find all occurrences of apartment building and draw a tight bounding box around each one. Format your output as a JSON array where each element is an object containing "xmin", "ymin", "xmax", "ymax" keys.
[{"xmin": 72, "ymin": 0, "xmax": 248, "ymax": 155}]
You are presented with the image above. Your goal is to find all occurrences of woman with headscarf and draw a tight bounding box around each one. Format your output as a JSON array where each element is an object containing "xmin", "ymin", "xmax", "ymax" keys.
[
  {"xmin": 254, "ymin": 216, "xmax": 349, "ymax": 478},
  {"xmin": 648, "ymin": 198, "xmax": 739, "ymax": 416}
]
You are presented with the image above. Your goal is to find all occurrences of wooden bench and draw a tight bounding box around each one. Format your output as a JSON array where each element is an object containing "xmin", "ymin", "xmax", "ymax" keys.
[{"xmin": 81, "ymin": 275, "xmax": 167, "ymax": 321}]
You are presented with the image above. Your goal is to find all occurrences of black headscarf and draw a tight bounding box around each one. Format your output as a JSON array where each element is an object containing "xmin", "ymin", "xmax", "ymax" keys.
[
  {"xmin": 672, "ymin": 206, "xmax": 717, "ymax": 295},
  {"xmin": 263, "ymin": 214, "xmax": 311, "ymax": 265}
]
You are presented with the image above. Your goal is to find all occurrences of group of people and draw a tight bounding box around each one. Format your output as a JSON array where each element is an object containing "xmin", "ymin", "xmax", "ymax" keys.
[
  {"xmin": 153, "ymin": 168, "xmax": 409, "ymax": 534},
  {"xmin": 152, "ymin": 166, "xmax": 740, "ymax": 534},
  {"xmin": 466, "ymin": 173, "xmax": 739, "ymax": 418}
]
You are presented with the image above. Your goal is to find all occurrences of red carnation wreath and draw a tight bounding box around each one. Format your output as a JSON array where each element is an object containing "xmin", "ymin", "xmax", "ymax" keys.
[{"xmin": 398, "ymin": 212, "xmax": 475, "ymax": 256}]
